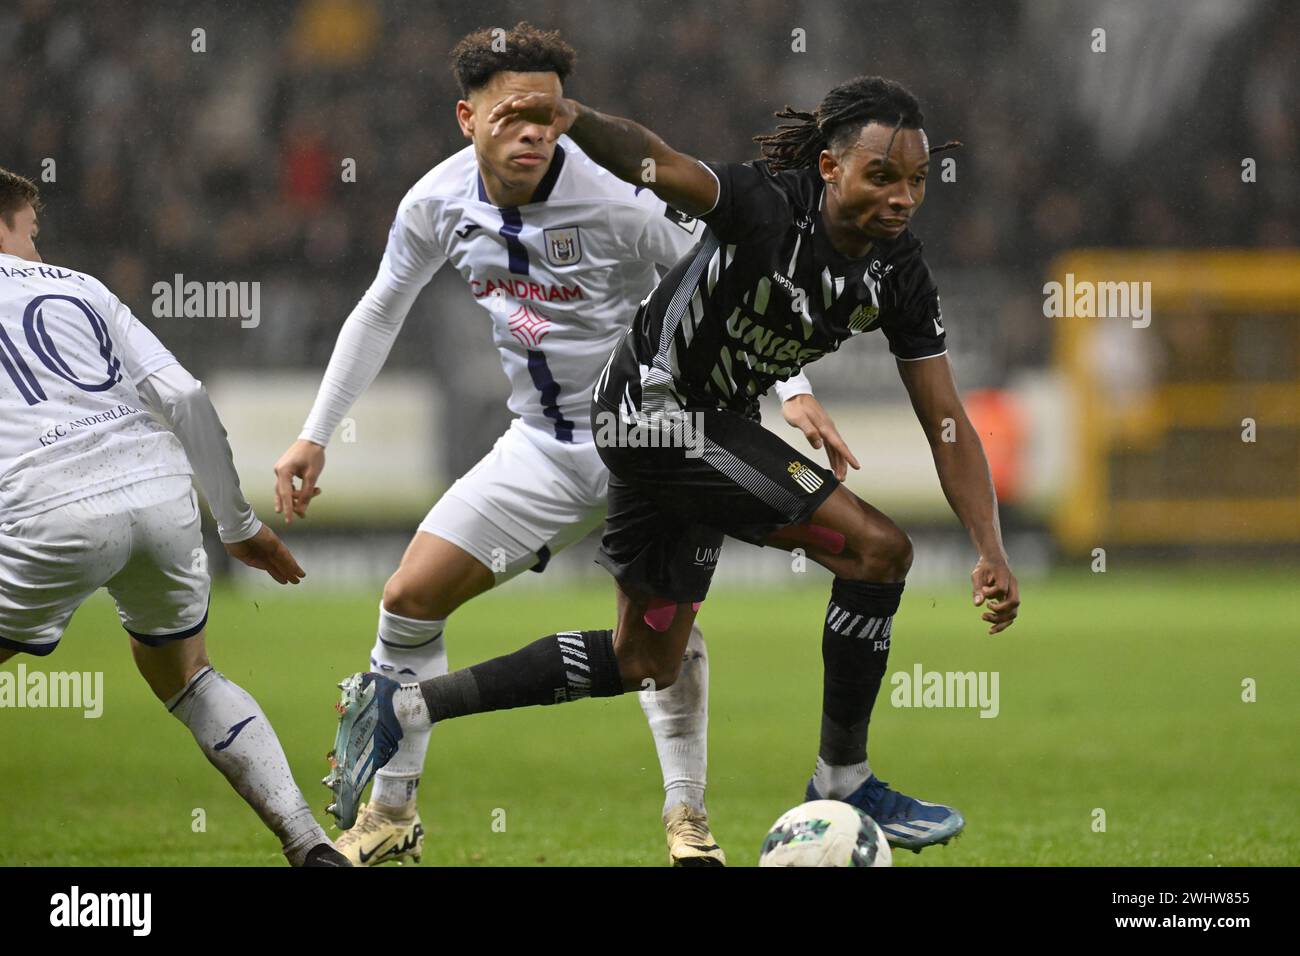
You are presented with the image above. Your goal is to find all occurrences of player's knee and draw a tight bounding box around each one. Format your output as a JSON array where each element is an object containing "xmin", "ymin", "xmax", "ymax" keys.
[
  {"xmin": 381, "ymin": 572, "xmax": 439, "ymax": 621},
  {"xmin": 846, "ymin": 519, "xmax": 912, "ymax": 582},
  {"xmin": 888, "ymin": 524, "xmax": 915, "ymax": 577}
]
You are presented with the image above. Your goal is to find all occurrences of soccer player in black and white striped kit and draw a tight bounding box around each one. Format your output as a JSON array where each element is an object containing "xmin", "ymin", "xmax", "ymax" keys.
[{"xmin": 329, "ymin": 76, "xmax": 1021, "ymax": 853}]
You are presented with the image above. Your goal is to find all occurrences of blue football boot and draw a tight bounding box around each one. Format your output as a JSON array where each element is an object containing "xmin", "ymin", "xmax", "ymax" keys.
[
  {"xmin": 805, "ymin": 774, "xmax": 964, "ymax": 853},
  {"xmin": 323, "ymin": 672, "xmax": 404, "ymax": 830}
]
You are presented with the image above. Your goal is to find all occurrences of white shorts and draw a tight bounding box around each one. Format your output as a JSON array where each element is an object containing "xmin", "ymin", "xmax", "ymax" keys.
[
  {"xmin": 0, "ymin": 475, "xmax": 210, "ymax": 657},
  {"xmin": 419, "ymin": 419, "xmax": 608, "ymax": 583}
]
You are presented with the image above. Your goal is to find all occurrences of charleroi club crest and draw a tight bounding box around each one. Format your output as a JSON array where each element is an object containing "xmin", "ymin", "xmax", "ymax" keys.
[
  {"xmin": 787, "ymin": 460, "xmax": 824, "ymax": 494},
  {"xmin": 543, "ymin": 226, "xmax": 583, "ymax": 266}
]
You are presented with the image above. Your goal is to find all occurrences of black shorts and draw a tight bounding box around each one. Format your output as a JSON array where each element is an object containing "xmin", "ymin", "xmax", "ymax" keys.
[{"xmin": 591, "ymin": 401, "xmax": 839, "ymax": 603}]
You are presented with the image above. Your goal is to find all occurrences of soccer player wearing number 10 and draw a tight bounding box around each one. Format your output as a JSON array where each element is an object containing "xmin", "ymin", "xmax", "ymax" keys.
[
  {"xmin": 0, "ymin": 169, "xmax": 348, "ymax": 866},
  {"xmin": 330, "ymin": 76, "xmax": 1023, "ymax": 853},
  {"xmin": 280, "ymin": 24, "xmax": 852, "ymax": 866}
]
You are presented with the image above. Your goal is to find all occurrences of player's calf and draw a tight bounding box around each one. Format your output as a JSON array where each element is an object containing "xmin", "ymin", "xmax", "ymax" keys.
[
  {"xmin": 139, "ymin": 633, "xmax": 337, "ymax": 866},
  {"xmin": 770, "ymin": 487, "xmax": 924, "ymax": 827},
  {"xmin": 614, "ymin": 588, "xmax": 700, "ymax": 691},
  {"xmin": 615, "ymin": 619, "xmax": 690, "ymax": 691}
]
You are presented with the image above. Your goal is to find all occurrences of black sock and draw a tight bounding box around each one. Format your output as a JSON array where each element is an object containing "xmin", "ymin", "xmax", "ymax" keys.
[
  {"xmin": 820, "ymin": 579, "xmax": 905, "ymax": 766},
  {"xmin": 417, "ymin": 630, "xmax": 623, "ymax": 722}
]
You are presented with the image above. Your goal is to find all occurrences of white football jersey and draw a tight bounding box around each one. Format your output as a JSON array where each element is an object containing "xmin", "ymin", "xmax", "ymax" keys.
[
  {"xmin": 378, "ymin": 136, "xmax": 705, "ymax": 442},
  {"xmin": 0, "ymin": 253, "xmax": 190, "ymax": 521}
]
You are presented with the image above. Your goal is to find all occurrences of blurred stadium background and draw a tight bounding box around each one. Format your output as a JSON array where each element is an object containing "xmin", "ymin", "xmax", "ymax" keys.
[{"xmin": 1, "ymin": 0, "xmax": 1297, "ymax": 866}]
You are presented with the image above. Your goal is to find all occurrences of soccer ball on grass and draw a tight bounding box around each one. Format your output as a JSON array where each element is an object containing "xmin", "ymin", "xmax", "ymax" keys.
[{"xmin": 758, "ymin": 799, "xmax": 893, "ymax": 867}]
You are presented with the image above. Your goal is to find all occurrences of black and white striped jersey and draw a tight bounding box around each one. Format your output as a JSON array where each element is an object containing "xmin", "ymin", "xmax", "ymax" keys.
[{"xmin": 595, "ymin": 160, "xmax": 946, "ymax": 422}]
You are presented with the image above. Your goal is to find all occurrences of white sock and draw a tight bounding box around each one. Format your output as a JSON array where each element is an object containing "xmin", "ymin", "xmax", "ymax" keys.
[
  {"xmin": 393, "ymin": 683, "xmax": 434, "ymax": 729},
  {"xmin": 368, "ymin": 605, "xmax": 447, "ymax": 811},
  {"xmin": 812, "ymin": 756, "xmax": 872, "ymax": 800},
  {"xmin": 640, "ymin": 623, "xmax": 710, "ymax": 817},
  {"xmin": 167, "ymin": 666, "xmax": 327, "ymax": 866}
]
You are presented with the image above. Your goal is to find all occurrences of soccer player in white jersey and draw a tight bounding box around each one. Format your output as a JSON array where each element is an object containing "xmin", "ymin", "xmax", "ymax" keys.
[
  {"xmin": 0, "ymin": 169, "xmax": 349, "ymax": 867},
  {"xmin": 274, "ymin": 23, "xmax": 857, "ymax": 867}
]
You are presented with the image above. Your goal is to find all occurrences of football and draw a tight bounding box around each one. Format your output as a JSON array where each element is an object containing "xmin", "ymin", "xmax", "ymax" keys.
[{"xmin": 759, "ymin": 800, "xmax": 893, "ymax": 867}]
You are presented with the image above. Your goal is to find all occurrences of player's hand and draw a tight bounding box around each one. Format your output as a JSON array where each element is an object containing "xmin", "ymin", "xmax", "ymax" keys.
[
  {"xmin": 224, "ymin": 524, "xmax": 306, "ymax": 585},
  {"xmin": 486, "ymin": 92, "xmax": 578, "ymax": 142},
  {"xmin": 971, "ymin": 555, "xmax": 1020, "ymax": 634},
  {"xmin": 782, "ymin": 394, "xmax": 861, "ymax": 480},
  {"xmin": 272, "ymin": 439, "xmax": 325, "ymax": 524}
]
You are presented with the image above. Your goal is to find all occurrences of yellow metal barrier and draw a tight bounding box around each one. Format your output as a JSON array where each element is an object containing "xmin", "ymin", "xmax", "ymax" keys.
[{"xmin": 1051, "ymin": 250, "xmax": 1300, "ymax": 552}]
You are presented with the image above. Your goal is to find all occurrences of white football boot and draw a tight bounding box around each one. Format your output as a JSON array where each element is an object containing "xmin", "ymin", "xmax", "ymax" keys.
[
  {"xmin": 664, "ymin": 804, "xmax": 726, "ymax": 867},
  {"xmin": 335, "ymin": 802, "xmax": 425, "ymax": 866}
]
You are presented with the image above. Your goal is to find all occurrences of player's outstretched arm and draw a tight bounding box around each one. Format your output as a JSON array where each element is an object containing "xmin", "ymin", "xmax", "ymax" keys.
[
  {"xmin": 486, "ymin": 93, "xmax": 720, "ymax": 217},
  {"xmin": 282, "ymin": 194, "xmax": 446, "ymax": 523},
  {"xmin": 896, "ymin": 354, "xmax": 1020, "ymax": 634}
]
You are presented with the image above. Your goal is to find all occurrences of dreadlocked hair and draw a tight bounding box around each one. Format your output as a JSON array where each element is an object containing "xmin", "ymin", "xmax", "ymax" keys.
[{"xmin": 754, "ymin": 75, "xmax": 961, "ymax": 171}]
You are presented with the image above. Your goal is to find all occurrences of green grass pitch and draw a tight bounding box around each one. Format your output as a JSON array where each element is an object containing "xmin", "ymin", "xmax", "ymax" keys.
[{"xmin": 2, "ymin": 567, "xmax": 1296, "ymax": 866}]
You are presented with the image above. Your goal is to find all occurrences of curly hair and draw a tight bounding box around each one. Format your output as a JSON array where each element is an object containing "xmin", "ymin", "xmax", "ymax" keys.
[
  {"xmin": 450, "ymin": 21, "xmax": 577, "ymax": 97},
  {"xmin": 0, "ymin": 167, "xmax": 41, "ymax": 228}
]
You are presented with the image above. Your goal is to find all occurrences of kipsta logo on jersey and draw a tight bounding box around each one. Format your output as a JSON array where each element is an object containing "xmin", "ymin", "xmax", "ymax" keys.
[
  {"xmin": 543, "ymin": 226, "xmax": 582, "ymax": 266},
  {"xmin": 787, "ymin": 460, "xmax": 824, "ymax": 494},
  {"xmin": 507, "ymin": 303, "xmax": 552, "ymax": 347}
]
